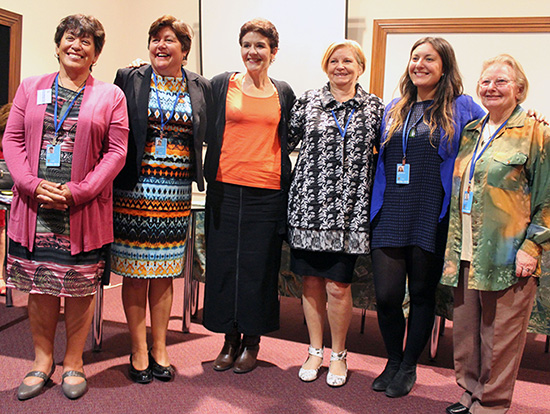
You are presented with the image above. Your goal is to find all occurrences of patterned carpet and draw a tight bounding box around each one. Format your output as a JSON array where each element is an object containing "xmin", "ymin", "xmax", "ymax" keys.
[{"xmin": 0, "ymin": 274, "xmax": 549, "ymax": 413}]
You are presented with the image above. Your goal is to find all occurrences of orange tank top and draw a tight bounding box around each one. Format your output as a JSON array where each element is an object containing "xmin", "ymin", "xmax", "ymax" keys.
[{"xmin": 216, "ymin": 73, "xmax": 281, "ymax": 189}]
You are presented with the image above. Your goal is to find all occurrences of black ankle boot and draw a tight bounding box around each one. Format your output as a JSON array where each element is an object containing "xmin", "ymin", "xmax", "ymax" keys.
[
  {"xmin": 372, "ymin": 359, "xmax": 401, "ymax": 392},
  {"xmin": 385, "ymin": 363, "xmax": 416, "ymax": 398}
]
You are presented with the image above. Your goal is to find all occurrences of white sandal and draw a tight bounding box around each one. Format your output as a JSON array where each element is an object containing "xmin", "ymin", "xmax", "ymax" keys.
[
  {"xmin": 298, "ymin": 345, "xmax": 324, "ymax": 382},
  {"xmin": 326, "ymin": 349, "xmax": 348, "ymax": 387}
]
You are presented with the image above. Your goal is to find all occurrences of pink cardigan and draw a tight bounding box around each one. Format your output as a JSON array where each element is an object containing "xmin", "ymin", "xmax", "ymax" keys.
[{"xmin": 3, "ymin": 72, "xmax": 129, "ymax": 254}]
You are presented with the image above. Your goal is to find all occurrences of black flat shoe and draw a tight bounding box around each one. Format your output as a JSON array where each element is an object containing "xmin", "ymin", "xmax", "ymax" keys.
[
  {"xmin": 129, "ymin": 355, "xmax": 152, "ymax": 384},
  {"xmin": 372, "ymin": 360, "xmax": 401, "ymax": 392},
  {"xmin": 149, "ymin": 351, "xmax": 175, "ymax": 381},
  {"xmin": 385, "ymin": 366, "xmax": 417, "ymax": 398},
  {"xmin": 446, "ymin": 402, "xmax": 470, "ymax": 414}
]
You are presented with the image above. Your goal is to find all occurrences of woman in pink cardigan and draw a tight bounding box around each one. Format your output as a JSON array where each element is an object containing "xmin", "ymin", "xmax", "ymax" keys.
[{"xmin": 3, "ymin": 15, "xmax": 128, "ymax": 400}]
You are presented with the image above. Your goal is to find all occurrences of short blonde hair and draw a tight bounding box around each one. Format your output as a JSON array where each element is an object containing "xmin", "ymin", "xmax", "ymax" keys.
[
  {"xmin": 477, "ymin": 54, "xmax": 529, "ymax": 104},
  {"xmin": 321, "ymin": 40, "xmax": 366, "ymax": 75}
]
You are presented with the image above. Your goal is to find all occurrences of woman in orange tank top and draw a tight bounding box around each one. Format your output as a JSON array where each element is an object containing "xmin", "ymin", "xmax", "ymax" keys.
[{"xmin": 203, "ymin": 18, "xmax": 295, "ymax": 374}]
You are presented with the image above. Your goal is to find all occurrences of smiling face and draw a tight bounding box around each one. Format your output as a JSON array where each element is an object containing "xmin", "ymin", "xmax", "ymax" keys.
[
  {"xmin": 478, "ymin": 63, "xmax": 520, "ymax": 116},
  {"xmin": 326, "ymin": 46, "xmax": 363, "ymax": 90},
  {"xmin": 240, "ymin": 31, "xmax": 277, "ymax": 75},
  {"xmin": 408, "ymin": 42, "xmax": 444, "ymax": 100},
  {"xmin": 149, "ymin": 26, "xmax": 186, "ymax": 77},
  {"xmin": 55, "ymin": 31, "xmax": 98, "ymax": 76}
]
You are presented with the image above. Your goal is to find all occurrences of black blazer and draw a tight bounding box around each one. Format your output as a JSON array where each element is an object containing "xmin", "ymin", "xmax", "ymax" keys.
[
  {"xmin": 113, "ymin": 65, "xmax": 212, "ymax": 191},
  {"xmin": 203, "ymin": 71, "xmax": 296, "ymax": 191}
]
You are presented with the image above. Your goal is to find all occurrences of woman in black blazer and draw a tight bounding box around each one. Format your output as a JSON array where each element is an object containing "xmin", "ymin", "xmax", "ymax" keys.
[{"xmin": 112, "ymin": 15, "xmax": 212, "ymax": 384}]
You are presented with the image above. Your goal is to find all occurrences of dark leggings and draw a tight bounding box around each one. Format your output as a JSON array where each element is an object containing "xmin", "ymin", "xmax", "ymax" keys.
[{"xmin": 372, "ymin": 246, "xmax": 443, "ymax": 367}]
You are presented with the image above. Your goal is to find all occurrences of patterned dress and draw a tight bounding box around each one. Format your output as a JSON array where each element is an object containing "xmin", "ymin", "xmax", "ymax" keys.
[
  {"xmin": 6, "ymin": 84, "xmax": 104, "ymax": 297},
  {"xmin": 111, "ymin": 74, "xmax": 194, "ymax": 278}
]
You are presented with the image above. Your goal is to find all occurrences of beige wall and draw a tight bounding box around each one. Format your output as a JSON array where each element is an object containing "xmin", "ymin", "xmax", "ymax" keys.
[
  {"xmin": 3, "ymin": 0, "xmax": 549, "ymax": 96},
  {"xmin": 1, "ymin": 0, "xmax": 200, "ymax": 83},
  {"xmin": 348, "ymin": 0, "xmax": 550, "ymax": 90}
]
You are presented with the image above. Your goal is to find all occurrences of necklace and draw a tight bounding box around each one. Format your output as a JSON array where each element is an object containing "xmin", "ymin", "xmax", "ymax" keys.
[{"xmin": 59, "ymin": 75, "xmax": 88, "ymax": 92}]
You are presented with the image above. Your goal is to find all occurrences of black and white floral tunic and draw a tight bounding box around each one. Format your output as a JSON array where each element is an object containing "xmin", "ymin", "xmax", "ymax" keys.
[{"xmin": 287, "ymin": 83, "xmax": 384, "ymax": 254}]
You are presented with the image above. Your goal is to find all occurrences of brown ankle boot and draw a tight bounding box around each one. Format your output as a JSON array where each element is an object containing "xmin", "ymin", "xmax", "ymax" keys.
[
  {"xmin": 213, "ymin": 332, "xmax": 241, "ymax": 371},
  {"xmin": 233, "ymin": 335, "xmax": 260, "ymax": 374}
]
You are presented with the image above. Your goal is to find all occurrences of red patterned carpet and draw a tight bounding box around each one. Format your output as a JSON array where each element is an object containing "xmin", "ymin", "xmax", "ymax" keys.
[{"xmin": 1, "ymin": 274, "xmax": 549, "ymax": 413}]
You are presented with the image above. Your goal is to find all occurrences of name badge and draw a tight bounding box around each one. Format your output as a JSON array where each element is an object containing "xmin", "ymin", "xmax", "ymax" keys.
[
  {"xmin": 462, "ymin": 190, "xmax": 473, "ymax": 214},
  {"xmin": 46, "ymin": 144, "xmax": 61, "ymax": 167},
  {"xmin": 396, "ymin": 163, "xmax": 410, "ymax": 184},
  {"xmin": 155, "ymin": 137, "xmax": 167, "ymax": 157},
  {"xmin": 37, "ymin": 89, "xmax": 52, "ymax": 105}
]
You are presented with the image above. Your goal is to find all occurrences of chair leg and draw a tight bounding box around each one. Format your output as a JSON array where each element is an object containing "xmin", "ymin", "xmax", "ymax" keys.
[
  {"xmin": 191, "ymin": 279, "xmax": 199, "ymax": 318},
  {"xmin": 429, "ymin": 315, "xmax": 443, "ymax": 360},
  {"xmin": 5, "ymin": 286, "xmax": 12, "ymax": 307},
  {"xmin": 182, "ymin": 211, "xmax": 196, "ymax": 333},
  {"xmin": 360, "ymin": 308, "xmax": 366, "ymax": 334},
  {"xmin": 545, "ymin": 335, "xmax": 549, "ymax": 353},
  {"xmin": 92, "ymin": 284, "xmax": 104, "ymax": 352}
]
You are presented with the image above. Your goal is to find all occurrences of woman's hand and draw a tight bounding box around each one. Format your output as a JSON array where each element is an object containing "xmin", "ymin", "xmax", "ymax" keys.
[
  {"xmin": 127, "ymin": 58, "xmax": 148, "ymax": 68},
  {"xmin": 35, "ymin": 179, "xmax": 69, "ymax": 210},
  {"xmin": 527, "ymin": 109, "xmax": 549, "ymax": 126},
  {"xmin": 515, "ymin": 249, "xmax": 538, "ymax": 277},
  {"xmin": 59, "ymin": 184, "xmax": 74, "ymax": 207}
]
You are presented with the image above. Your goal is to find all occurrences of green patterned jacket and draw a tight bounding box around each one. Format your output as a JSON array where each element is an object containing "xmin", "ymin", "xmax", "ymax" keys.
[{"xmin": 441, "ymin": 106, "xmax": 550, "ymax": 291}]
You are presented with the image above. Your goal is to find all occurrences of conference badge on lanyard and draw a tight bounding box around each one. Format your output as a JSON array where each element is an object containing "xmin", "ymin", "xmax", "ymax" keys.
[
  {"xmin": 155, "ymin": 137, "xmax": 168, "ymax": 157},
  {"xmin": 462, "ymin": 116, "xmax": 509, "ymax": 214},
  {"xmin": 48, "ymin": 73, "xmax": 85, "ymax": 167},
  {"xmin": 462, "ymin": 188, "xmax": 473, "ymax": 214},
  {"xmin": 153, "ymin": 69, "xmax": 184, "ymax": 158},
  {"xmin": 396, "ymin": 162, "xmax": 410, "ymax": 184},
  {"xmin": 46, "ymin": 144, "xmax": 61, "ymax": 167}
]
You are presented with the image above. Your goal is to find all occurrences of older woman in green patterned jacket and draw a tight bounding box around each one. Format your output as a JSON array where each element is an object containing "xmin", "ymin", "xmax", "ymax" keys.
[{"xmin": 441, "ymin": 54, "xmax": 550, "ymax": 414}]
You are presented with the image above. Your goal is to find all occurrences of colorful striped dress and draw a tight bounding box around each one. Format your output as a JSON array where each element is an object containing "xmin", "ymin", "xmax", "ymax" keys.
[
  {"xmin": 6, "ymin": 84, "xmax": 104, "ymax": 297},
  {"xmin": 111, "ymin": 74, "xmax": 194, "ymax": 279}
]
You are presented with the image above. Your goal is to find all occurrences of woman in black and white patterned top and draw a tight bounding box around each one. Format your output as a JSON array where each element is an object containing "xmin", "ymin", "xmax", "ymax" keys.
[{"xmin": 287, "ymin": 40, "xmax": 383, "ymax": 387}]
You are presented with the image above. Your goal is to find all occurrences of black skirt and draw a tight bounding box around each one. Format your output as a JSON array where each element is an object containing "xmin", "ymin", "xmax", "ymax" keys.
[
  {"xmin": 203, "ymin": 181, "xmax": 286, "ymax": 335},
  {"xmin": 290, "ymin": 248, "xmax": 357, "ymax": 284}
]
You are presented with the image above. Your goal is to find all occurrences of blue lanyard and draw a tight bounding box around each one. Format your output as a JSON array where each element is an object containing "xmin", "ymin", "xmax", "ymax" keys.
[
  {"xmin": 467, "ymin": 117, "xmax": 509, "ymax": 189},
  {"xmin": 53, "ymin": 73, "xmax": 86, "ymax": 137},
  {"xmin": 401, "ymin": 107, "xmax": 424, "ymax": 162},
  {"xmin": 153, "ymin": 68, "xmax": 184, "ymax": 135},
  {"xmin": 331, "ymin": 108, "xmax": 355, "ymax": 138}
]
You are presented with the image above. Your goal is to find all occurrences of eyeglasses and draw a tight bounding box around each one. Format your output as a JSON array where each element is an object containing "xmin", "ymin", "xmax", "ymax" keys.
[{"xmin": 478, "ymin": 78, "xmax": 514, "ymax": 88}]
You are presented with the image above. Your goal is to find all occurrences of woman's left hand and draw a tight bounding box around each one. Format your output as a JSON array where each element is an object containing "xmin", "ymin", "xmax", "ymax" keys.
[
  {"xmin": 59, "ymin": 184, "xmax": 75, "ymax": 207},
  {"xmin": 527, "ymin": 109, "xmax": 549, "ymax": 125},
  {"xmin": 515, "ymin": 249, "xmax": 538, "ymax": 277}
]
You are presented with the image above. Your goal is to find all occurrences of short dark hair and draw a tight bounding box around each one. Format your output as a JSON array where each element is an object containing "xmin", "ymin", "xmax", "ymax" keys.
[
  {"xmin": 148, "ymin": 15, "xmax": 193, "ymax": 55},
  {"xmin": 239, "ymin": 18, "xmax": 278, "ymax": 50},
  {"xmin": 54, "ymin": 14, "xmax": 105, "ymax": 55}
]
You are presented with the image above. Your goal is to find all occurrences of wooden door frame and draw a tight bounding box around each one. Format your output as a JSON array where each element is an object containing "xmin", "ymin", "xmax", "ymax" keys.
[
  {"xmin": 0, "ymin": 8, "xmax": 22, "ymax": 102},
  {"xmin": 369, "ymin": 17, "xmax": 550, "ymax": 97}
]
